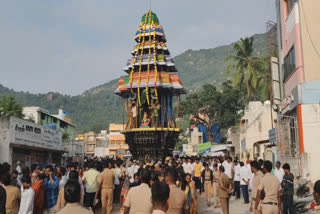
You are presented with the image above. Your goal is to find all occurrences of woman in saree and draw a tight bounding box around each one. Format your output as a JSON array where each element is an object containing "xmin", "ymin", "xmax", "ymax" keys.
[{"xmin": 186, "ymin": 173, "xmax": 197, "ymax": 214}]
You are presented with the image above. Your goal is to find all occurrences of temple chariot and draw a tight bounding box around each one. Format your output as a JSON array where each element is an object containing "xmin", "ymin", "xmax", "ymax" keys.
[{"xmin": 114, "ymin": 10, "xmax": 186, "ymax": 160}]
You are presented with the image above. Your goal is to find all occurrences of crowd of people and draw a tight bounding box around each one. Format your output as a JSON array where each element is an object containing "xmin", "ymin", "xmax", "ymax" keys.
[{"xmin": 0, "ymin": 156, "xmax": 320, "ymax": 214}]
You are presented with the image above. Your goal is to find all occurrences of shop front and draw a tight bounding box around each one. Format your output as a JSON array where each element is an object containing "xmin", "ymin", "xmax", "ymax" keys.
[{"xmin": 0, "ymin": 117, "xmax": 64, "ymax": 169}]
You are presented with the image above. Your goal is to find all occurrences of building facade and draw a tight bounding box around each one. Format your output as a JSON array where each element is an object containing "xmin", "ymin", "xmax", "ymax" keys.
[
  {"xmin": 276, "ymin": 0, "xmax": 320, "ymax": 181},
  {"xmin": 23, "ymin": 106, "xmax": 77, "ymax": 141},
  {"xmin": 63, "ymin": 140, "xmax": 85, "ymax": 166},
  {"xmin": 0, "ymin": 117, "xmax": 64, "ymax": 169},
  {"xmin": 95, "ymin": 130, "xmax": 109, "ymax": 158},
  {"xmin": 84, "ymin": 132, "xmax": 97, "ymax": 157},
  {"xmin": 190, "ymin": 127, "xmax": 203, "ymax": 146},
  {"xmin": 239, "ymin": 101, "xmax": 276, "ymax": 162},
  {"xmin": 77, "ymin": 130, "xmax": 110, "ymax": 157},
  {"xmin": 227, "ymin": 127, "xmax": 240, "ymax": 159},
  {"xmin": 108, "ymin": 124, "xmax": 128, "ymax": 156}
]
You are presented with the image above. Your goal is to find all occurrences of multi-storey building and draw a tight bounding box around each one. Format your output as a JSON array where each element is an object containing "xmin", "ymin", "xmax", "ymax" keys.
[
  {"xmin": 108, "ymin": 124, "xmax": 128, "ymax": 156},
  {"xmin": 84, "ymin": 132, "xmax": 96, "ymax": 157},
  {"xmin": 239, "ymin": 101, "xmax": 276, "ymax": 162},
  {"xmin": 23, "ymin": 106, "xmax": 76, "ymax": 140},
  {"xmin": 276, "ymin": 0, "xmax": 320, "ymax": 181},
  {"xmin": 0, "ymin": 117, "xmax": 64, "ymax": 168}
]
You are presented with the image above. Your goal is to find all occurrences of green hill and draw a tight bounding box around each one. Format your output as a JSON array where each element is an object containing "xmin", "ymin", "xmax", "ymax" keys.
[
  {"xmin": 0, "ymin": 32, "xmax": 272, "ymax": 133},
  {"xmin": 175, "ymin": 32, "xmax": 270, "ymax": 91}
]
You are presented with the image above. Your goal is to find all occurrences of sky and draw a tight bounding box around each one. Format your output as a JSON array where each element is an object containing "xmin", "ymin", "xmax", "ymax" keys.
[{"xmin": 0, "ymin": 0, "xmax": 276, "ymax": 95}]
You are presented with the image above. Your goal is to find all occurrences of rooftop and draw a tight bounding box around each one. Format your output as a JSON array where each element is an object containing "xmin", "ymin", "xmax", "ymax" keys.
[{"xmin": 23, "ymin": 106, "xmax": 77, "ymax": 127}]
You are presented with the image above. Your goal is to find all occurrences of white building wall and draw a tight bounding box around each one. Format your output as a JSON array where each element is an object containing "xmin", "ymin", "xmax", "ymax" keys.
[
  {"xmin": 240, "ymin": 101, "xmax": 276, "ymax": 160},
  {"xmin": 23, "ymin": 107, "xmax": 40, "ymax": 123},
  {"xmin": 301, "ymin": 104, "xmax": 320, "ymax": 182},
  {"xmin": 190, "ymin": 127, "xmax": 203, "ymax": 145},
  {"xmin": 0, "ymin": 118, "xmax": 11, "ymax": 164}
]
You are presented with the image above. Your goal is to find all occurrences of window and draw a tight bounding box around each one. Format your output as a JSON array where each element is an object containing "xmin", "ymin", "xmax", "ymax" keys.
[
  {"xmin": 53, "ymin": 118, "xmax": 57, "ymax": 123},
  {"xmin": 41, "ymin": 113, "xmax": 46, "ymax": 120},
  {"xmin": 283, "ymin": 46, "xmax": 296, "ymax": 81},
  {"xmin": 60, "ymin": 121, "xmax": 67, "ymax": 128},
  {"xmin": 286, "ymin": 0, "xmax": 297, "ymax": 15}
]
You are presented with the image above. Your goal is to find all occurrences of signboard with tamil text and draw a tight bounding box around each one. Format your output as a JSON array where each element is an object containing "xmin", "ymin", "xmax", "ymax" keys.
[
  {"xmin": 268, "ymin": 128, "xmax": 278, "ymax": 143},
  {"xmin": 197, "ymin": 142, "xmax": 211, "ymax": 154},
  {"xmin": 10, "ymin": 117, "xmax": 63, "ymax": 151}
]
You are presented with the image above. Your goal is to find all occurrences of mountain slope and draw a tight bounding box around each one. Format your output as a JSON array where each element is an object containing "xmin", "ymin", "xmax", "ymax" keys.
[
  {"xmin": 0, "ymin": 32, "xmax": 272, "ymax": 133},
  {"xmin": 175, "ymin": 32, "xmax": 270, "ymax": 91}
]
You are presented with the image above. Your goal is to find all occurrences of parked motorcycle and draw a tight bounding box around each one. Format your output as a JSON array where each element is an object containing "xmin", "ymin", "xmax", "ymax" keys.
[{"xmin": 293, "ymin": 180, "xmax": 314, "ymax": 214}]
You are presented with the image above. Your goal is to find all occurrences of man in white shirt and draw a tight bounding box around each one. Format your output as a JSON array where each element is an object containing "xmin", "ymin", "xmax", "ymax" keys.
[
  {"xmin": 233, "ymin": 160, "xmax": 241, "ymax": 199},
  {"xmin": 239, "ymin": 162, "xmax": 250, "ymax": 204},
  {"xmin": 133, "ymin": 161, "xmax": 140, "ymax": 172},
  {"xmin": 246, "ymin": 160, "xmax": 253, "ymax": 178},
  {"xmin": 246, "ymin": 160, "xmax": 253, "ymax": 190},
  {"xmin": 127, "ymin": 161, "xmax": 139, "ymax": 184},
  {"xmin": 184, "ymin": 159, "xmax": 193, "ymax": 175},
  {"xmin": 222, "ymin": 157, "xmax": 233, "ymax": 180},
  {"xmin": 274, "ymin": 161, "xmax": 285, "ymax": 183},
  {"xmin": 82, "ymin": 162, "xmax": 100, "ymax": 208},
  {"xmin": 182, "ymin": 159, "xmax": 188, "ymax": 174},
  {"xmin": 192, "ymin": 160, "xmax": 196, "ymax": 171},
  {"xmin": 59, "ymin": 167, "xmax": 68, "ymax": 189},
  {"xmin": 19, "ymin": 175, "xmax": 34, "ymax": 214}
]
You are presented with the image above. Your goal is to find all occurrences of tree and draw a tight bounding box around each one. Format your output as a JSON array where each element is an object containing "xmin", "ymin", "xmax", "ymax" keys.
[
  {"xmin": 226, "ymin": 37, "xmax": 267, "ymax": 100},
  {"xmin": 0, "ymin": 96, "xmax": 24, "ymax": 119},
  {"xmin": 180, "ymin": 81, "xmax": 244, "ymax": 142},
  {"xmin": 62, "ymin": 132, "xmax": 70, "ymax": 142},
  {"xmin": 175, "ymin": 136, "xmax": 188, "ymax": 151},
  {"xmin": 256, "ymin": 56, "xmax": 271, "ymax": 101},
  {"xmin": 25, "ymin": 115, "xmax": 36, "ymax": 123}
]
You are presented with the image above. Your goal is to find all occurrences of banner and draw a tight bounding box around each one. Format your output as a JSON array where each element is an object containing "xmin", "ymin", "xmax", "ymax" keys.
[
  {"xmin": 197, "ymin": 142, "xmax": 211, "ymax": 153},
  {"xmin": 183, "ymin": 144, "xmax": 187, "ymax": 152},
  {"xmin": 10, "ymin": 117, "xmax": 63, "ymax": 151}
]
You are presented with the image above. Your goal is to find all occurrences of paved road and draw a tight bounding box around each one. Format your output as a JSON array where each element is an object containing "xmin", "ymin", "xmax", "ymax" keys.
[
  {"xmin": 198, "ymin": 193, "xmax": 251, "ymax": 214},
  {"xmin": 96, "ymin": 192, "xmax": 251, "ymax": 214}
]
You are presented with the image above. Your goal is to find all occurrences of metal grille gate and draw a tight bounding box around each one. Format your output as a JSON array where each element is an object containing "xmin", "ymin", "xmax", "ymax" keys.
[{"xmin": 277, "ymin": 115, "xmax": 301, "ymax": 177}]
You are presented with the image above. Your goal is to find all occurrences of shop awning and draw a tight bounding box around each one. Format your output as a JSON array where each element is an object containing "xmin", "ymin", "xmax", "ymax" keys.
[{"xmin": 10, "ymin": 143, "xmax": 65, "ymax": 153}]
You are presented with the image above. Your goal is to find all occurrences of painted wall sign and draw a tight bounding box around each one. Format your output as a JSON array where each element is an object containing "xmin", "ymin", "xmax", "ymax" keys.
[
  {"xmin": 10, "ymin": 117, "xmax": 63, "ymax": 151},
  {"xmin": 197, "ymin": 142, "xmax": 211, "ymax": 152}
]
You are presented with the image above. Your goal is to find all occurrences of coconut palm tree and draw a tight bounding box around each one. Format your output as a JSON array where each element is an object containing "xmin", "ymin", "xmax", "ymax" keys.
[
  {"xmin": 226, "ymin": 37, "xmax": 266, "ymax": 100},
  {"xmin": 0, "ymin": 95, "xmax": 24, "ymax": 118}
]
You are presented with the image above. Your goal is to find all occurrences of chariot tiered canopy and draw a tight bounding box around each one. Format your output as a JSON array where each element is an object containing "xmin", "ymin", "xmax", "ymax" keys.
[{"xmin": 115, "ymin": 10, "xmax": 185, "ymax": 160}]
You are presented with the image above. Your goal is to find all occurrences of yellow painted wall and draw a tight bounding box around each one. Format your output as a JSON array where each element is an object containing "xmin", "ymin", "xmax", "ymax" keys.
[{"xmin": 299, "ymin": 0, "xmax": 320, "ymax": 81}]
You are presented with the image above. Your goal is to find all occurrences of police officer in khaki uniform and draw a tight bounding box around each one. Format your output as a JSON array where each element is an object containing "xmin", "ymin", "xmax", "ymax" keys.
[
  {"xmin": 255, "ymin": 160, "xmax": 281, "ymax": 214},
  {"xmin": 213, "ymin": 163, "xmax": 220, "ymax": 208},
  {"xmin": 124, "ymin": 169, "xmax": 153, "ymax": 214},
  {"xmin": 201, "ymin": 162, "xmax": 213, "ymax": 206},
  {"xmin": 95, "ymin": 161, "xmax": 115, "ymax": 214},
  {"xmin": 56, "ymin": 182, "xmax": 93, "ymax": 214},
  {"xmin": 218, "ymin": 166, "xmax": 232, "ymax": 214},
  {"xmin": 166, "ymin": 167, "xmax": 189, "ymax": 214},
  {"xmin": 250, "ymin": 160, "xmax": 264, "ymax": 214}
]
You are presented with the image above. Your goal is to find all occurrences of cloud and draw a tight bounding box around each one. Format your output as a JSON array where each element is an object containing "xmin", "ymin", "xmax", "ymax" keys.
[{"xmin": 0, "ymin": 0, "xmax": 275, "ymax": 95}]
